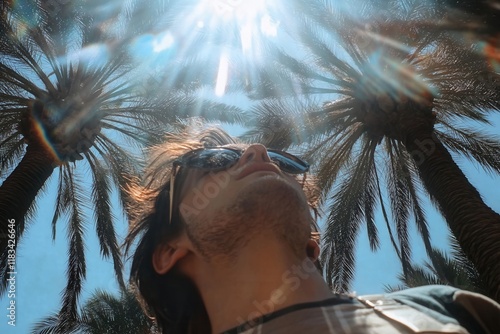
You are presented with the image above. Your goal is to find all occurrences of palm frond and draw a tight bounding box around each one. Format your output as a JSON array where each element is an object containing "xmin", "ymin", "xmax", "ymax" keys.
[
  {"xmin": 322, "ymin": 137, "xmax": 378, "ymax": 292},
  {"xmin": 436, "ymin": 125, "xmax": 500, "ymax": 175},
  {"xmin": 91, "ymin": 136, "xmax": 140, "ymax": 220},
  {"xmin": 389, "ymin": 138, "xmax": 434, "ymax": 262},
  {"xmin": 314, "ymin": 123, "xmax": 366, "ymax": 197},
  {"xmin": 385, "ymin": 240, "xmax": 489, "ymax": 294},
  {"xmin": 51, "ymin": 168, "xmax": 67, "ymax": 240},
  {"xmin": 31, "ymin": 313, "xmax": 76, "ymax": 334},
  {"xmin": 0, "ymin": 134, "xmax": 24, "ymax": 174},
  {"xmin": 386, "ymin": 139, "xmax": 412, "ymax": 272},
  {"xmin": 241, "ymin": 99, "xmax": 324, "ymax": 150},
  {"xmin": 85, "ymin": 150, "xmax": 125, "ymax": 290},
  {"xmin": 374, "ymin": 164, "xmax": 402, "ymax": 261},
  {"xmin": 59, "ymin": 166, "xmax": 86, "ymax": 329},
  {"xmin": 79, "ymin": 288, "xmax": 159, "ymax": 333}
]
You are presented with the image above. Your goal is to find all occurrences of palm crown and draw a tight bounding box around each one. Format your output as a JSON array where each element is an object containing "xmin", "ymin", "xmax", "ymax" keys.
[
  {"xmin": 0, "ymin": 0, "xmax": 246, "ymax": 327},
  {"xmin": 244, "ymin": 0, "xmax": 500, "ymax": 300}
]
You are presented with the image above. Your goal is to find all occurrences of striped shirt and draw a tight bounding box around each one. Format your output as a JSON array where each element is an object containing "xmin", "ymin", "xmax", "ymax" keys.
[{"xmin": 221, "ymin": 286, "xmax": 500, "ymax": 334}]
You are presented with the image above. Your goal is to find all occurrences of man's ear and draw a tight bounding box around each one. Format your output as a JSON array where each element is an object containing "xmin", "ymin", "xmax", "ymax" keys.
[
  {"xmin": 152, "ymin": 241, "xmax": 189, "ymax": 275},
  {"xmin": 306, "ymin": 239, "xmax": 320, "ymax": 262}
]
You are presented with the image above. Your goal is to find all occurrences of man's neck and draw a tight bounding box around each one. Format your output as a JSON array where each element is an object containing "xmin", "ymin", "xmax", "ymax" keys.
[{"xmin": 191, "ymin": 238, "xmax": 335, "ymax": 334}]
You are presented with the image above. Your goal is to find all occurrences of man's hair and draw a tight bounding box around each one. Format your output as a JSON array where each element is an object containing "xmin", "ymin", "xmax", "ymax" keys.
[{"xmin": 124, "ymin": 125, "xmax": 321, "ymax": 334}]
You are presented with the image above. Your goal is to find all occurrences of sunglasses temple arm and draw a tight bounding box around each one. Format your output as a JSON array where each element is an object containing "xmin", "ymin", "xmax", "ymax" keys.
[{"xmin": 169, "ymin": 167, "xmax": 177, "ymax": 224}]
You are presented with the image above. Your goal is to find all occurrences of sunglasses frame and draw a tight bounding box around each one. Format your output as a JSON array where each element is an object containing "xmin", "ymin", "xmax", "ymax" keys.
[{"xmin": 168, "ymin": 147, "xmax": 309, "ymax": 224}]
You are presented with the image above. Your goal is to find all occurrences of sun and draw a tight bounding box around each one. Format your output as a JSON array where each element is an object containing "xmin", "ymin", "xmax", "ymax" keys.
[
  {"xmin": 193, "ymin": 0, "xmax": 282, "ymax": 95},
  {"xmin": 129, "ymin": 0, "xmax": 282, "ymax": 98},
  {"xmin": 196, "ymin": 0, "xmax": 280, "ymax": 38},
  {"xmin": 205, "ymin": 0, "xmax": 266, "ymax": 20}
]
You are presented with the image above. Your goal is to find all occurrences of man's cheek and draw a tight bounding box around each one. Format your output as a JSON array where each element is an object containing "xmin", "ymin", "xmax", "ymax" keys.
[{"xmin": 179, "ymin": 203, "xmax": 200, "ymax": 221}]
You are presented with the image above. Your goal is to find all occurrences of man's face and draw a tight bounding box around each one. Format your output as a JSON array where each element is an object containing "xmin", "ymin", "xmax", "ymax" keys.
[{"xmin": 176, "ymin": 144, "xmax": 313, "ymax": 263}]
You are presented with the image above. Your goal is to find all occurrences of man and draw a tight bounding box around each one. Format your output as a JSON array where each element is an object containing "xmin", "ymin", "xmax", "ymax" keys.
[{"xmin": 125, "ymin": 127, "xmax": 500, "ymax": 334}]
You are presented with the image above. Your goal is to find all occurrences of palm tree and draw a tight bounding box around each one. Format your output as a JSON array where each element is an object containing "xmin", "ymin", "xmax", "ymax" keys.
[
  {"xmin": 0, "ymin": 0, "xmax": 245, "ymax": 327},
  {"xmin": 0, "ymin": 3, "xmax": 132, "ymax": 326},
  {"xmin": 438, "ymin": 0, "xmax": 500, "ymax": 38},
  {"xmin": 243, "ymin": 0, "xmax": 500, "ymax": 301},
  {"xmin": 32, "ymin": 288, "xmax": 159, "ymax": 334},
  {"xmin": 385, "ymin": 236, "xmax": 488, "ymax": 294}
]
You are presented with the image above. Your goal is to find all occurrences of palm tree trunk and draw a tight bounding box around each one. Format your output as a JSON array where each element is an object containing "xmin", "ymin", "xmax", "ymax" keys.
[
  {"xmin": 405, "ymin": 132, "xmax": 500, "ymax": 302},
  {"xmin": 0, "ymin": 141, "xmax": 56, "ymax": 293}
]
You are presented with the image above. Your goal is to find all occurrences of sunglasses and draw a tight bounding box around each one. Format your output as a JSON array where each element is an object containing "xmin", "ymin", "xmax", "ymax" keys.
[{"xmin": 169, "ymin": 147, "xmax": 310, "ymax": 223}]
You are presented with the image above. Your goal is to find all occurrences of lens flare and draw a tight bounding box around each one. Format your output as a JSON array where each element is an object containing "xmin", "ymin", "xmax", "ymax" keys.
[
  {"xmin": 260, "ymin": 14, "xmax": 279, "ymax": 37},
  {"xmin": 63, "ymin": 43, "xmax": 110, "ymax": 68},
  {"xmin": 152, "ymin": 32, "xmax": 175, "ymax": 53},
  {"xmin": 125, "ymin": 0, "xmax": 283, "ymax": 97},
  {"xmin": 483, "ymin": 36, "xmax": 500, "ymax": 71},
  {"xmin": 207, "ymin": 0, "xmax": 266, "ymax": 20},
  {"xmin": 215, "ymin": 53, "xmax": 229, "ymax": 96},
  {"xmin": 28, "ymin": 113, "xmax": 62, "ymax": 165}
]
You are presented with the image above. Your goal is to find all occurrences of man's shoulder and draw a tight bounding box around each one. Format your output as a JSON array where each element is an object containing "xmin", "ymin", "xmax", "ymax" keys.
[
  {"xmin": 383, "ymin": 285, "xmax": 500, "ymax": 334},
  {"xmin": 385, "ymin": 284, "xmax": 464, "ymax": 312},
  {"xmin": 387, "ymin": 284, "xmax": 465, "ymax": 300},
  {"xmin": 223, "ymin": 286, "xmax": 500, "ymax": 334}
]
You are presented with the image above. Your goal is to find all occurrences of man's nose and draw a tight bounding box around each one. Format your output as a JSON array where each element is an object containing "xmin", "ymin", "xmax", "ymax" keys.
[{"xmin": 238, "ymin": 144, "xmax": 271, "ymax": 165}]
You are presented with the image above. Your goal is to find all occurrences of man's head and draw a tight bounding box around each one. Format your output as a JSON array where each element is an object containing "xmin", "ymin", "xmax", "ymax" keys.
[{"xmin": 125, "ymin": 126, "xmax": 320, "ymax": 333}]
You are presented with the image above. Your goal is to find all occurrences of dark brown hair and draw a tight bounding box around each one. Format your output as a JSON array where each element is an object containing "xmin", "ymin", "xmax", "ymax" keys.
[{"xmin": 124, "ymin": 126, "xmax": 321, "ymax": 333}]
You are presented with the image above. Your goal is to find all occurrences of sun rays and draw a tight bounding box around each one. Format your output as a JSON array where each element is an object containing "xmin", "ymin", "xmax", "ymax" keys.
[{"xmin": 124, "ymin": 0, "xmax": 283, "ymax": 97}]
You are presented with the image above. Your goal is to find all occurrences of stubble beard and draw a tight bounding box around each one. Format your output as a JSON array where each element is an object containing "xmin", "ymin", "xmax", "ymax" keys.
[{"xmin": 185, "ymin": 175, "xmax": 312, "ymax": 265}]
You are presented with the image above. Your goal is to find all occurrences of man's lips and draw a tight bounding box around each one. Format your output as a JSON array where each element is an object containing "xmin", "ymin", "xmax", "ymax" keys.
[{"xmin": 235, "ymin": 163, "xmax": 281, "ymax": 180}]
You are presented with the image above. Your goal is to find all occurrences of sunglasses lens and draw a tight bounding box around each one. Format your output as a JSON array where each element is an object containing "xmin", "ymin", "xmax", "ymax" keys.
[
  {"xmin": 268, "ymin": 151, "xmax": 309, "ymax": 174},
  {"xmin": 185, "ymin": 149, "xmax": 241, "ymax": 169},
  {"xmin": 180, "ymin": 148, "xmax": 309, "ymax": 174}
]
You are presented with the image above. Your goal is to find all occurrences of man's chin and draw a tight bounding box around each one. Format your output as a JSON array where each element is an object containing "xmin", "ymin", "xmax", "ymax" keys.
[
  {"xmin": 241, "ymin": 174, "xmax": 306, "ymax": 204},
  {"xmin": 234, "ymin": 175, "xmax": 312, "ymax": 257},
  {"xmin": 185, "ymin": 174, "xmax": 312, "ymax": 263},
  {"xmin": 235, "ymin": 175, "xmax": 311, "ymax": 226}
]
